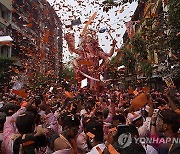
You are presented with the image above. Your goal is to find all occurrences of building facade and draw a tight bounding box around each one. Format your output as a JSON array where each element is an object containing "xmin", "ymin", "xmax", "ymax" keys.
[
  {"xmin": 121, "ymin": 0, "xmax": 173, "ymax": 90},
  {"xmin": 0, "ymin": 0, "xmax": 12, "ymax": 57},
  {"xmin": 11, "ymin": 0, "xmax": 63, "ymax": 84}
]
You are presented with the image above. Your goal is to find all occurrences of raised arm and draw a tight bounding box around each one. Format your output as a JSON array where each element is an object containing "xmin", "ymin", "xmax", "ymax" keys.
[
  {"xmin": 64, "ymin": 33, "xmax": 80, "ymax": 55},
  {"xmin": 73, "ymin": 59, "xmax": 79, "ymax": 68},
  {"xmin": 97, "ymin": 49, "xmax": 109, "ymax": 73},
  {"xmin": 106, "ymin": 39, "xmax": 117, "ymax": 57},
  {"xmin": 2, "ymin": 106, "xmax": 27, "ymax": 154}
]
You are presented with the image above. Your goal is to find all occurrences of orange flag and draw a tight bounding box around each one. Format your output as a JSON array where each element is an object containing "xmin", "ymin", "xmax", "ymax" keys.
[
  {"xmin": 65, "ymin": 91, "xmax": 73, "ymax": 98},
  {"xmin": 131, "ymin": 93, "xmax": 147, "ymax": 111},
  {"xmin": 87, "ymin": 132, "xmax": 95, "ymax": 138},
  {"xmin": 81, "ymin": 12, "xmax": 97, "ymax": 36},
  {"xmin": 79, "ymin": 60, "xmax": 93, "ymax": 66},
  {"xmin": 12, "ymin": 89, "xmax": 28, "ymax": 98}
]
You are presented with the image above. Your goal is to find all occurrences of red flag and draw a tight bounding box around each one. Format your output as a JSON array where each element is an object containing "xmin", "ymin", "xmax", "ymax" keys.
[
  {"xmin": 12, "ymin": 89, "xmax": 28, "ymax": 98},
  {"xmin": 131, "ymin": 93, "xmax": 147, "ymax": 111},
  {"xmin": 65, "ymin": 91, "xmax": 73, "ymax": 98}
]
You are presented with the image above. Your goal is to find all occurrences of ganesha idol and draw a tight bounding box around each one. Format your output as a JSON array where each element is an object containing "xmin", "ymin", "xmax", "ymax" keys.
[{"xmin": 64, "ymin": 29, "xmax": 117, "ymax": 91}]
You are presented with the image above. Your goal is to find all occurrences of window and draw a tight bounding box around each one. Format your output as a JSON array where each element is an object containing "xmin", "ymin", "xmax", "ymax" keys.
[
  {"xmin": 0, "ymin": 3, "xmax": 11, "ymax": 22},
  {"xmin": 0, "ymin": 23, "xmax": 6, "ymax": 35},
  {"xmin": 0, "ymin": 46, "xmax": 11, "ymax": 57}
]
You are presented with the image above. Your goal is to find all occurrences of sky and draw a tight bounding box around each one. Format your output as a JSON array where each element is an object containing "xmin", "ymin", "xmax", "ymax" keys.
[{"xmin": 47, "ymin": 0, "xmax": 138, "ymax": 63}]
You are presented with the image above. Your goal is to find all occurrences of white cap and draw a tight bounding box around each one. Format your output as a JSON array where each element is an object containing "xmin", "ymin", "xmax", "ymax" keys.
[
  {"xmin": 144, "ymin": 105, "xmax": 150, "ymax": 112},
  {"xmin": 127, "ymin": 111, "xmax": 142, "ymax": 122},
  {"xmin": 80, "ymin": 109, "xmax": 87, "ymax": 116}
]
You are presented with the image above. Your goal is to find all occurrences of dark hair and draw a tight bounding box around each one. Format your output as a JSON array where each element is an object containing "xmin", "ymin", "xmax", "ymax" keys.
[
  {"xmin": 159, "ymin": 110, "xmax": 180, "ymax": 133},
  {"xmin": 35, "ymin": 134, "xmax": 48, "ymax": 147},
  {"xmin": 3, "ymin": 103, "xmax": 20, "ymax": 116},
  {"xmin": 95, "ymin": 110, "xmax": 103, "ymax": 117},
  {"xmin": 113, "ymin": 114, "xmax": 126, "ymax": 124},
  {"xmin": 103, "ymin": 109, "xmax": 109, "ymax": 119},
  {"xmin": 0, "ymin": 112, "xmax": 6, "ymax": 131},
  {"xmin": 34, "ymin": 96, "xmax": 41, "ymax": 107},
  {"xmin": 129, "ymin": 124, "xmax": 139, "ymax": 138},
  {"xmin": 142, "ymin": 109, "xmax": 148, "ymax": 118},
  {"xmin": 120, "ymin": 142, "xmax": 146, "ymax": 154},
  {"xmin": 16, "ymin": 111, "xmax": 35, "ymax": 134},
  {"xmin": 117, "ymin": 124, "xmax": 145, "ymax": 154},
  {"xmin": 86, "ymin": 121, "xmax": 104, "ymax": 143},
  {"xmin": 71, "ymin": 103, "xmax": 78, "ymax": 114},
  {"xmin": 13, "ymin": 134, "xmax": 47, "ymax": 154},
  {"xmin": 62, "ymin": 115, "xmax": 80, "ymax": 129},
  {"xmin": 26, "ymin": 106, "xmax": 38, "ymax": 124}
]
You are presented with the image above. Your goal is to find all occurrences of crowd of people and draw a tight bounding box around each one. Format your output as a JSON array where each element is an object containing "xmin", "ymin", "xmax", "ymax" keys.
[{"xmin": 0, "ymin": 84, "xmax": 179, "ymax": 154}]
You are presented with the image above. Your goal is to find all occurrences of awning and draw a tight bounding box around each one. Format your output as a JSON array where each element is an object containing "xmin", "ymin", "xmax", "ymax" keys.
[
  {"xmin": 0, "ymin": 36, "xmax": 13, "ymax": 42},
  {"xmin": 0, "ymin": 36, "xmax": 13, "ymax": 45}
]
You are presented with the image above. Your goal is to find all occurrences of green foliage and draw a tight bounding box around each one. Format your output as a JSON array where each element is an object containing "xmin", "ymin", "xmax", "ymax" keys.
[
  {"xmin": 107, "ymin": 56, "xmax": 120, "ymax": 80},
  {"xmin": 101, "ymin": 0, "xmax": 139, "ymax": 12},
  {"xmin": 131, "ymin": 34, "xmax": 148, "ymax": 60},
  {"xmin": 140, "ymin": 11, "xmax": 169, "ymax": 53},
  {"xmin": 28, "ymin": 72, "xmax": 48, "ymax": 90},
  {"xmin": 106, "ymin": 0, "xmax": 180, "ymax": 85},
  {"xmin": 62, "ymin": 65, "xmax": 76, "ymax": 84},
  {"xmin": 121, "ymin": 48, "xmax": 136, "ymax": 74},
  {"xmin": 120, "ymin": 35, "xmax": 152, "ymax": 79},
  {"xmin": 109, "ymin": 55, "xmax": 120, "ymax": 67},
  {"xmin": 168, "ymin": 0, "xmax": 180, "ymax": 56},
  {"xmin": 140, "ymin": 61, "xmax": 152, "ymax": 77}
]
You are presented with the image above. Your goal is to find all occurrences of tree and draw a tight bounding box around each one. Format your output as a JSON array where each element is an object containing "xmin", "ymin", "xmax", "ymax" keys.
[
  {"xmin": 62, "ymin": 64, "xmax": 76, "ymax": 84},
  {"xmin": 101, "ymin": 0, "xmax": 140, "ymax": 12},
  {"xmin": 168, "ymin": 0, "xmax": 180, "ymax": 56},
  {"xmin": 28, "ymin": 71, "xmax": 48, "ymax": 91},
  {"xmin": 107, "ymin": 56, "xmax": 121, "ymax": 81},
  {"xmin": 167, "ymin": 0, "xmax": 180, "ymax": 82}
]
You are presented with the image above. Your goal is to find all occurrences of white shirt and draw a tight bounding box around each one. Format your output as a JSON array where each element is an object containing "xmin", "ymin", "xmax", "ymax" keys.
[
  {"xmin": 87, "ymin": 143, "xmax": 106, "ymax": 154},
  {"xmin": 76, "ymin": 131, "xmax": 88, "ymax": 151},
  {"xmin": 138, "ymin": 117, "xmax": 151, "ymax": 137},
  {"xmin": 143, "ymin": 144, "xmax": 158, "ymax": 154},
  {"xmin": 80, "ymin": 109, "xmax": 87, "ymax": 116}
]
